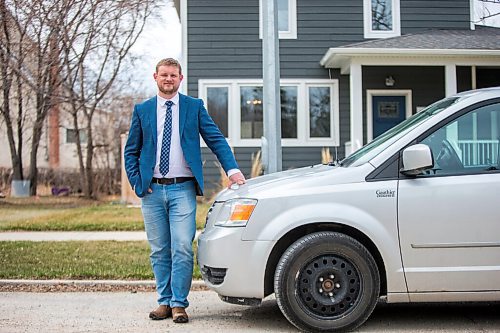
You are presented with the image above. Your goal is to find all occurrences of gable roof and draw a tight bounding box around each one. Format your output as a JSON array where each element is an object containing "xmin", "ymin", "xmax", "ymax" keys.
[
  {"xmin": 340, "ymin": 26, "xmax": 500, "ymax": 50},
  {"xmin": 320, "ymin": 26, "xmax": 500, "ymax": 73}
]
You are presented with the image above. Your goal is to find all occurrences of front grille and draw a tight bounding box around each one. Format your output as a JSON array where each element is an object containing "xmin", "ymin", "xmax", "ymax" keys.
[{"xmin": 201, "ymin": 266, "xmax": 227, "ymax": 285}]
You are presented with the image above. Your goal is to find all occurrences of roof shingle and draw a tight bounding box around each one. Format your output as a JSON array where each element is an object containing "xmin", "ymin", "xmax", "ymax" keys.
[{"xmin": 341, "ymin": 26, "xmax": 500, "ymax": 50}]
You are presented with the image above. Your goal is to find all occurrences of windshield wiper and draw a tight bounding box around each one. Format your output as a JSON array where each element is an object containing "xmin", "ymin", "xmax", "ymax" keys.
[{"xmin": 326, "ymin": 160, "xmax": 340, "ymax": 166}]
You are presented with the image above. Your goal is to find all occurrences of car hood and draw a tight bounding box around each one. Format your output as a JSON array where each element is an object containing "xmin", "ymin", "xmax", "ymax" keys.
[{"xmin": 214, "ymin": 163, "xmax": 374, "ymax": 201}]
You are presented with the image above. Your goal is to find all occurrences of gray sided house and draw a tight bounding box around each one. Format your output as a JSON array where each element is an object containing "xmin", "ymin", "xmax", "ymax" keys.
[{"xmin": 182, "ymin": 0, "xmax": 500, "ymax": 194}]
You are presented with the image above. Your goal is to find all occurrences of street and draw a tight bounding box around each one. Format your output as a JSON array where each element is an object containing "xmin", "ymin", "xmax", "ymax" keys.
[{"xmin": 1, "ymin": 290, "xmax": 500, "ymax": 332}]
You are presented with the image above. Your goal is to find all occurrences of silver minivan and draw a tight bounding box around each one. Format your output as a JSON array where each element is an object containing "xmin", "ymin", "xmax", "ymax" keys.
[{"xmin": 197, "ymin": 87, "xmax": 500, "ymax": 332}]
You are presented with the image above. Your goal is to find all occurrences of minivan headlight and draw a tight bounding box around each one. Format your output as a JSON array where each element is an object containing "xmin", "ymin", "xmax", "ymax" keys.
[{"xmin": 214, "ymin": 198, "xmax": 257, "ymax": 227}]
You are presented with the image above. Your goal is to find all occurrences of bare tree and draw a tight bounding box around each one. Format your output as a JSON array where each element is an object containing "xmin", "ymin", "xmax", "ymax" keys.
[
  {"xmin": 0, "ymin": 0, "xmax": 66, "ymax": 194},
  {"xmin": 59, "ymin": 0, "xmax": 158, "ymax": 198},
  {"xmin": 1, "ymin": 0, "xmax": 158, "ymax": 197},
  {"xmin": 91, "ymin": 87, "xmax": 141, "ymax": 195},
  {"xmin": 0, "ymin": 0, "xmax": 31, "ymax": 181}
]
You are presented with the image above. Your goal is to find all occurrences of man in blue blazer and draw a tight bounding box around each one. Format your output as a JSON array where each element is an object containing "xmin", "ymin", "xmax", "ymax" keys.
[{"xmin": 124, "ymin": 58, "xmax": 245, "ymax": 324}]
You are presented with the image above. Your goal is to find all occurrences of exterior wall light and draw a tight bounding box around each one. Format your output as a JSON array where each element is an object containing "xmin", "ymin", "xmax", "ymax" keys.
[{"xmin": 385, "ymin": 75, "xmax": 395, "ymax": 87}]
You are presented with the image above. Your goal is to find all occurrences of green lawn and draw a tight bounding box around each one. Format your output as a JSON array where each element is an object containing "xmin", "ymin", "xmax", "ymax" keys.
[
  {"xmin": 0, "ymin": 197, "xmax": 211, "ymax": 231},
  {"xmin": 0, "ymin": 241, "xmax": 202, "ymax": 280},
  {"xmin": 0, "ymin": 197, "xmax": 206, "ymax": 280}
]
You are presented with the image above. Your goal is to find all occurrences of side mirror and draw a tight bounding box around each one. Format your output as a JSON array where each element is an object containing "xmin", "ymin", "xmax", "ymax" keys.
[{"xmin": 400, "ymin": 144, "xmax": 434, "ymax": 176}]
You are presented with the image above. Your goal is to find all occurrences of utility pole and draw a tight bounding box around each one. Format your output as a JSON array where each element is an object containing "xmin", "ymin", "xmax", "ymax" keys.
[{"xmin": 262, "ymin": 0, "xmax": 282, "ymax": 173}]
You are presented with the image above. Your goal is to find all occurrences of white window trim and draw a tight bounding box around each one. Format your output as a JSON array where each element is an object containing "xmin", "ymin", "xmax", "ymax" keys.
[
  {"xmin": 366, "ymin": 89, "xmax": 412, "ymax": 142},
  {"xmin": 259, "ymin": 0, "xmax": 297, "ymax": 40},
  {"xmin": 363, "ymin": 0, "xmax": 401, "ymax": 39},
  {"xmin": 199, "ymin": 78, "xmax": 339, "ymax": 147}
]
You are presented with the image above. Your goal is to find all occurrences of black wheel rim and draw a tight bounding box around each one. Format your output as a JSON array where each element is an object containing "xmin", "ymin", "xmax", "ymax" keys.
[{"xmin": 296, "ymin": 254, "xmax": 361, "ymax": 319}]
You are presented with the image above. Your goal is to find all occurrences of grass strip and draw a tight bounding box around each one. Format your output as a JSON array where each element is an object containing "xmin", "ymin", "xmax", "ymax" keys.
[
  {"xmin": 0, "ymin": 199, "xmax": 210, "ymax": 231},
  {"xmin": 0, "ymin": 241, "xmax": 201, "ymax": 280},
  {"xmin": 0, "ymin": 204, "xmax": 144, "ymax": 231}
]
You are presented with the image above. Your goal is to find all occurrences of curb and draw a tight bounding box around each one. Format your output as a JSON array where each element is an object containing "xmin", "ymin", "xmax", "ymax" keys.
[{"xmin": 0, "ymin": 279, "xmax": 156, "ymax": 286}]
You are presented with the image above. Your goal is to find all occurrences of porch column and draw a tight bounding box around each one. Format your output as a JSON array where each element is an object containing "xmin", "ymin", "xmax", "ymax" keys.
[
  {"xmin": 471, "ymin": 65, "xmax": 477, "ymax": 89},
  {"xmin": 350, "ymin": 63, "xmax": 363, "ymax": 152},
  {"xmin": 445, "ymin": 64, "xmax": 457, "ymax": 97},
  {"xmin": 445, "ymin": 64, "xmax": 458, "ymax": 144}
]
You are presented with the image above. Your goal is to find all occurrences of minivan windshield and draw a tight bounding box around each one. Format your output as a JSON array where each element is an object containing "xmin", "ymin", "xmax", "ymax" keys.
[{"xmin": 341, "ymin": 97, "xmax": 460, "ymax": 167}]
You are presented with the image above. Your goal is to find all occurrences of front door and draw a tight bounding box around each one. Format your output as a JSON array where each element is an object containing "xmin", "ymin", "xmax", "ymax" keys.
[{"xmin": 372, "ymin": 95, "xmax": 406, "ymax": 138}]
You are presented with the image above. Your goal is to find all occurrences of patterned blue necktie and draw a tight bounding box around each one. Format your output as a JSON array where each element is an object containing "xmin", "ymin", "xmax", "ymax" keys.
[{"xmin": 159, "ymin": 100, "xmax": 174, "ymax": 176}]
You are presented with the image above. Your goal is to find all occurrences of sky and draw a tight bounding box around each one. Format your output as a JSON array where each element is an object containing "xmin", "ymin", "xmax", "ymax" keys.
[{"xmin": 129, "ymin": 2, "xmax": 181, "ymax": 95}]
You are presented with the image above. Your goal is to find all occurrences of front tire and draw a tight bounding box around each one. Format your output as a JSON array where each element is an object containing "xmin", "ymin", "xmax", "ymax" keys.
[{"xmin": 274, "ymin": 232, "xmax": 380, "ymax": 332}]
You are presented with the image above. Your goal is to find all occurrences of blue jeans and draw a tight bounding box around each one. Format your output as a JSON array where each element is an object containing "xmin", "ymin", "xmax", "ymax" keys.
[{"xmin": 141, "ymin": 181, "xmax": 197, "ymax": 308}]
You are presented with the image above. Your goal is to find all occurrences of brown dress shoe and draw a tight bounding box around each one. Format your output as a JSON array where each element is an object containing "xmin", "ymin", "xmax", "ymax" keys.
[
  {"xmin": 172, "ymin": 307, "xmax": 189, "ymax": 323},
  {"xmin": 149, "ymin": 305, "xmax": 172, "ymax": 320}
]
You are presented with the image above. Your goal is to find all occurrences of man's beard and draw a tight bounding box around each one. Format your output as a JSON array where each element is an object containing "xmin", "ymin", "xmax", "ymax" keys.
[{"xmin": 158, "ymin": 83, "xmax": 176, "ymax": 96}]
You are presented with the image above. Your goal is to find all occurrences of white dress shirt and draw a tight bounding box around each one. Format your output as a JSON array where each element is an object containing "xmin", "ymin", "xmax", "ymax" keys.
[{"xmin": 153, "ymin": 94, "xmax": 193, "ymax": 178}]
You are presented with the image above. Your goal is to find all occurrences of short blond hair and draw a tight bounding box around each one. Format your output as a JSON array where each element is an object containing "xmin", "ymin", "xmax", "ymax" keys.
[{"xmin": 156, "ymin": 58, "xmax": 182, "ymax": 75}]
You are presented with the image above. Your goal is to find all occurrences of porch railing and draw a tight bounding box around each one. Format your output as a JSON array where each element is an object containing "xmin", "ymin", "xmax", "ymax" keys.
[{"xmin": 458, "ymin": 140, "xmax": 499, "ymax": 166}]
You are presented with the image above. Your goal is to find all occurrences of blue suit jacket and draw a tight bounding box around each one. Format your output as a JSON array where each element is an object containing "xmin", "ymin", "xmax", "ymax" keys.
[{"xmin": 124, "ymin": 94, "xmax": 238, "ymax": 197}]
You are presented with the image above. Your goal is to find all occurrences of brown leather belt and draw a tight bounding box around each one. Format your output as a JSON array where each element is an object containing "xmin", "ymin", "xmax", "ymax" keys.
[{"xmin": 152, "ymin": 177, "xmax": 194, "ymax": 185}]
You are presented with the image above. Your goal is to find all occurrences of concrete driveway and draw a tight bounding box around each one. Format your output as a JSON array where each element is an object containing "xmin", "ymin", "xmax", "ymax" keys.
[{"xmin": 1, "ymin": 290, "xmax": 500, "ymax": 332}]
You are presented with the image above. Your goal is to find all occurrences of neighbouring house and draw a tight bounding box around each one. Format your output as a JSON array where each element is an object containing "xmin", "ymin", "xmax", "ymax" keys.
[
  {"xmin": 180, "ymin": 0, "xmax": 500, "ymax": 194},
  {"xmin": 0, "ymin": 103, "xmax": 125, "ymax": 195},
  {"xmin": 0, "ymin": 108, "xmax": 110, "ymax": 170},
  {"xmin": 0, "ymin": 105, "xmax": 123, "ymax": 170}
]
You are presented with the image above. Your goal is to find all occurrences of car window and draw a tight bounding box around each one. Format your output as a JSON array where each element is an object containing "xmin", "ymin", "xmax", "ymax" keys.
[
  {"xmin": 341, "ymin": 97, "xmax": 459, "ymax": 167},
  {"xmin": 419, "ymin": 102, "xmax": 500, "ymax": 176}
]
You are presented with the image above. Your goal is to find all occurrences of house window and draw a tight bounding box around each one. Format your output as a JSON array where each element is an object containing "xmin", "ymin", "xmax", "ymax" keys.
[
  {"xmin": 206, "ymin": 87, "xmax": 229, "ymax": 137},
  {"xmin": 199, "ymin": 79, "xmax": 339, "ymax": 147},
  {"xmin": 239, "ymin": 85, "xmax": 298, "ymax": 139},
  {"xmin": 259, "ymin": 0, "xmax": 297, "ymax": 39},
  {"xmin": 240, "ymin": 86, "xmax": 264, "ymax": 139},
  {"xmin": 363, "ymin": 0, "xmax": 401, "ymax": 38},
  {"xmin": 281, "ymin": 86, "xmax": 298, "ymax": 138},
  {"xmin": 309, "ymin": 86, "xmax": 331, "ymax": 138},
  {"xmin": 66, "ymin": 128, "xmax": 87, "ymax": 144}
]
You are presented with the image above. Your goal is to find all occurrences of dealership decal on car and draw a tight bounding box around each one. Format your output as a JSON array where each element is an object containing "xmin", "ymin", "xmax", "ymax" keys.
[{"xmin": 376, "ymin": 189, "xmax": 395, "ymax": 198}]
